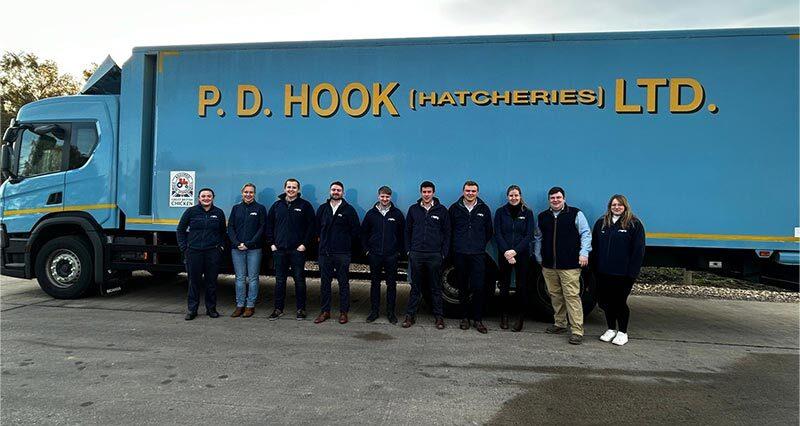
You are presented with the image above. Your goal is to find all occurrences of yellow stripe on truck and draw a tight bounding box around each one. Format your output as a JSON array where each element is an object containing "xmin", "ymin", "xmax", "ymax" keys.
[
  {"xmin": 2, "ymin": 204, "xmax": 117, "ymax": 217},
  {"xmin": 648, "ymin": 232, "xmax": 799, "ymax": 243},
  {"xmin": 127, "ymin": 218, "xmax": 180, "ymax": 225}
]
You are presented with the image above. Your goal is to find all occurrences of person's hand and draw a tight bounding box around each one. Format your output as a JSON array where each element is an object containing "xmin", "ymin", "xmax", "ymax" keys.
[
  {"xmin": 270, "ymin": 245, "xmax": 278, "ymax": 252},
  {"xmin": 504, "ymin": 250, "xmax": 516, "ymax": 260},
  {"xmin": 579, "ymin": 255, "xmax": 589, "ymax": 267},
  {"xmin": 508, "ymin": 257, "xmax": 517, "ymax": 265},
  {"xmin": 297, "ymin": 244, "xmax": 306, "ymax": 252},
  {"xmin": 238, "ymin": 243, "xmax": 247, "ymax": 251}
]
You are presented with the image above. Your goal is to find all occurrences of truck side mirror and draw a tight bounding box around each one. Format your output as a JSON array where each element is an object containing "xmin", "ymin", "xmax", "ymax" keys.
[
  {"xmin": 2, "ymin": 127, "xmax": 18, "ymax": 143},
  {"xmin": 1, "ymin": 143, "xmax": 16, "ymax": 181},
  {"xmin": 2, "ymin": 118, "xmax": 18, "ymax": 143}
]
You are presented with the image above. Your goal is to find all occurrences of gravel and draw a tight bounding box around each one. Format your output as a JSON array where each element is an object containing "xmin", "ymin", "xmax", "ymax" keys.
[{"xmin": 634, "ymin": 267, "xmax": 798, "ymax": 303}]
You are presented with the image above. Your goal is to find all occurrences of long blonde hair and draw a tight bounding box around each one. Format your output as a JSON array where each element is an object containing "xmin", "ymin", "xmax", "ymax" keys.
[{"xmin": 602, "ymin": 194, "xmax": 637, "ymax": 230}]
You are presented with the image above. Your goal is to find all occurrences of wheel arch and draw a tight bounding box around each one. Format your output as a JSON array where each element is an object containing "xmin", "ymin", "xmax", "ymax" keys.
[{"xmin": 27, "ymin": 212, "xmax": 106, "ymax": 284}]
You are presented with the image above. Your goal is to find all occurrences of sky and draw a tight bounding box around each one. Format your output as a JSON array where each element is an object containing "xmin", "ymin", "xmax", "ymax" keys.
[{"xmin": 2, "ymin": 0, "xmax": 798, "ymax": 78}]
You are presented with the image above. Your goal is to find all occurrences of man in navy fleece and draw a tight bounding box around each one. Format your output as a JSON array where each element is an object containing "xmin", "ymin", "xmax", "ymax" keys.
[
  {"xmin": 265, "ymin": 178, "xmax": 316, "ymax": 321},
  {"xmin": 402, "ymin": 181, "xmax": 450, "ymax": 330}
]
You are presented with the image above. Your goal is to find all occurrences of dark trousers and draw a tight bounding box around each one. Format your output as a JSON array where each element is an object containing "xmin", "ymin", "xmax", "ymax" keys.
[
  {"xmin": 405, "ymin": 251, "xmax": 444, "ymax": 317},
  {"xmin": 186, "ymin": 248, "xmax": 221, "ymax": 313},
  {"xmin": 319, "ymin": 253, "xmax": 351, "ymax": 313},
  {"xmin": 368, "ymin": 253, "xmax": 398, "ymax": 314},
  {"xmin": 498, "ymin": 255, "xmax": 530, "ymax": 317},
  {"xmin": 597, "ymin": 273, "xmax": 635, "ymax": 333},
  {"xmin": 273, "ymin": 249, "xmax": 307, "ymax": 311},
  {"xmin": 453, "ymin": 253, "xmax": 486, "ymax": 321}
]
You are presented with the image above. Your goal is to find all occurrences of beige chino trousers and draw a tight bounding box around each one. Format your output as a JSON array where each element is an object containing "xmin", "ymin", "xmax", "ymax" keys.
[{"xmin": 542, "ymin": 267, "xmax": 583, "ymax": 336}]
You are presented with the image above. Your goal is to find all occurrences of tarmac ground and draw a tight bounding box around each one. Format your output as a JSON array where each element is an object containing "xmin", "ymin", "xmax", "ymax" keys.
[{"xmin": 1, "ymin": 273, "xmax": 798, "ymax": 425}]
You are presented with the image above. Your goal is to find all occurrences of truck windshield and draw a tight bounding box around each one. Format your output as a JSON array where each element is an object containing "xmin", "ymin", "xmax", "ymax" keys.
[{"xmin": 16, "ymin": 128, "xmax": 66, "ymax": 177}]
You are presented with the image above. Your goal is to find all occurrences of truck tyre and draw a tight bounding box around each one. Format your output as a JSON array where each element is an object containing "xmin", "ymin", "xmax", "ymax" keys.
[
  {"xmin": 440, "ymin": 265, "xmax": 459, "ymax": 317},
  {"xmin": 440, "ymin": 255, "xmax": 498, "ymax": 319},
  {"xmin": 528, "ymin": 264, "xmax": 596, "ymax": 322},
  {"xmin": 34, "ymin": 236, "xmax": 95, "ymax": 299}
]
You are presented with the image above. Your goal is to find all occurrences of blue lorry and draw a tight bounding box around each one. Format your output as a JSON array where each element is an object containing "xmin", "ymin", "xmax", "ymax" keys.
[{"xmin": 1, "ymin": 27, "xmax": 798, "ymax": 315}]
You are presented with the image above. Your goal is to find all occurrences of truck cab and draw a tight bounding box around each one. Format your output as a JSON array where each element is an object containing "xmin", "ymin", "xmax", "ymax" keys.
[{"xmin": 0, "ymin": 94, "xmax": 119, "ymax": 297}]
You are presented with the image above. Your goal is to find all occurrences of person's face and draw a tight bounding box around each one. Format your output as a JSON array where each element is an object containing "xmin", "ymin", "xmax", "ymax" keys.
[
  {"xmin": 610, "ymin": 198, "xmax": 626, "ymax": 215},
  {"xmin": 463, "ymin": 185, "xmax": 478, "ymax": 203},
  {"xmin": 241, "ymin": 186, "xmax": 255, "ymax": 203},
  {"xmin": 378, "ymin": 192, "xmax": 392, "ymax": 207},
  {"xmin": 507, "ymin": 189, "xmax": 521, "ymax": 206},
  {"xmin": 549, "ymin": 192, "xmax": 565, "ymax": 210},
  {"xmin": 420, "ymin": 187, "xmax": 434, "ymax": 203},
  {"xmin": 199, "ymin": 190, "xmax": 214, "ymax": 207},
  {"xmin": 330, "ymin": 184, "xmax": 343, "ymax": 200},
  {"xmin": 284, "ymin": 181, "xmax": 299, "ymax": 198}
]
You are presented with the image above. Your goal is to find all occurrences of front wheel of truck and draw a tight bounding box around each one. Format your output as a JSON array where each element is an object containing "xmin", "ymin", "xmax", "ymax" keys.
[{"xmin": 35, "ymin": 236, "xmax": 95, "ymax": 299}]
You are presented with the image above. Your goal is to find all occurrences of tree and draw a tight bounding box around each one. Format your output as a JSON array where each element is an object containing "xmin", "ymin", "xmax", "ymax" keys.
[
  {"xmin": 0, "ymin": 52, "xmax": 82, "ymax": 133},
  {"xmin": 82, "ymin": 62, "xmax": 99, "ymax": 82}
]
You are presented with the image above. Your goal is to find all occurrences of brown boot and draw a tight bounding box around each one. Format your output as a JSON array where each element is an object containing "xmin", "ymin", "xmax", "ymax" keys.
[
  {"xmin": 511, "ymin": 317, "xmax": 524, "ymax": 332},
  {"xmin": 243, "ymin": 307, "xmax": 255, "ymax": 318},
  {"xmin": 338, "ymin": 312, "xmax": 349, "ymax": 324},
  {"xmin": 314, "ymin": 311, "xmax": 331, "ymax": 324},
  {"xmin": 500, "ymin": 314, "xmax": 509, "ymax": 330},
  {"xmin": 231, "ymin": 307, "xmax": 244, "ymax": 318}
]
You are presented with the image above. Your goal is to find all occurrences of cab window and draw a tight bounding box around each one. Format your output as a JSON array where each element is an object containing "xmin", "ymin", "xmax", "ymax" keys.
[
  {"xmin": 15, "ymin": 125, "xmax": 68, "ymax": 177},
  {"xmin": 68, "ymin": 123, "xmax": 98, "ymax": 170}
]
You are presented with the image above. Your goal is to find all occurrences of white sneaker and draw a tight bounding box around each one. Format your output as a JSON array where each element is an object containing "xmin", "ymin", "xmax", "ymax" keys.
[
  {"xmin": 599, "ymin": 329, "xmax": 617, "ymax": 342},
  {"xmin": 612, "ymin": 332, "xmax": 629, "ymax": 346}
]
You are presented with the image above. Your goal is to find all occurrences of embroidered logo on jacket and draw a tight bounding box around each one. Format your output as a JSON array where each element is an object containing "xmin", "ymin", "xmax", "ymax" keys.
[
  {"xmin": 388, "ymin": 218, "xmax": 396, "ymax": 222},
  {"xmin": 250, "ymin": 212, "xmax": 258, "ymax": 216},
  {"xmin": 294, "ymin": 208, "xmax": 302, "ymax": 212},
  {"xmin": 210, "ymin": 215, "xmax": 218, "ymax": 219},
  {"xmin": 477, "ymin": 213, "xmax": 484, "ymax": 217},
  {"xmin": 431, "ymin": 215, "xmax": 440, "ymax": 220},
  {"xmin": 337, "ymin": 214, "xmax": 343, "ymax": 217},
  {"xmin": 618, "ymin": 229, "xmax": 628, "ymax": 233},
  {"xmin": 518, "ymin": 216, "xmax": 526, "ymax": 220}
]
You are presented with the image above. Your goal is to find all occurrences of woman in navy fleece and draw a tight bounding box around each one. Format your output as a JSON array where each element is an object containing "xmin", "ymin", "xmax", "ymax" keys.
[
  {"xmin": 227, "ymin": 183, "xmax": 266, "ymax": 318},
  {"xmin": 592, "ymin": 194, "xmax": 646, "ymax": 346},
  {"xmin": 494, "ymin": 185, "xmax": 535, "ymax": 332}
]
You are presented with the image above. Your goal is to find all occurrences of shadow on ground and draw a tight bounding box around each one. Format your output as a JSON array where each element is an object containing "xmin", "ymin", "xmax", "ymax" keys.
[{"xmin": 481, "ymin": 352, "xmax": 799, "ymax": 425}]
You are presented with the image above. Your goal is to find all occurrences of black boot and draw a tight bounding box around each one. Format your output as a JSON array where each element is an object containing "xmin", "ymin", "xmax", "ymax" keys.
[{"xmin": 511, "ymin": 316, "xmax": 524, "ymax": 332}]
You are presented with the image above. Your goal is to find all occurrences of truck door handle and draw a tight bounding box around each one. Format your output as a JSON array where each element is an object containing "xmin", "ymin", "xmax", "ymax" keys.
[{"xmin": 46, "ymin": 192, "xmax": 62, "ymax": 205}]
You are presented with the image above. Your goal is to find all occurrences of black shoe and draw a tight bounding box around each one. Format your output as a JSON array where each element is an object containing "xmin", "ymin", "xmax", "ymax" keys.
[
  {"xmin": 460, "ymin": 318, "xmax": 470, "ymax": 330},
  {"xmin": 387, "ymin": 312, "xmax": 398, "ymax": 324},
  {"xmin": 511, "ymin": 317, "xmax": 524, "ymax": 332},
  {"xmin": 207, "ymin": 309, "xmax": 220, "ymax": 318},
  {"xmin": 569, "ymin": 334, "xmax": 584, "ymax": 345},
  {"xmin": 546, "ymin": 325, "xmax": 569, "ymax": 334},
  {"xmin": 296, "ymin": 309, "xmax": 306, "ymax": 320},
  {"xmin": 184, "ymin": 312, "xmax": 197, "ymax": 321},
  {"xmin": 475, "ymin": 321, "xmax": 488, "ymax": 334},
  {"xmin": 366, "ymin": 311, "xmax": 379, "ymax": 323},
  {"xmin": 268, "ymin": 309, "xmax": 284, "ymax": 321}
]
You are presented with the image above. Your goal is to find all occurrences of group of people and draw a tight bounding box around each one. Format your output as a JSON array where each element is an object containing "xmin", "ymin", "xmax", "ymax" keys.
[{"xmin": 175, "ymin": 178, "xmax": 645, "ymax": 346}]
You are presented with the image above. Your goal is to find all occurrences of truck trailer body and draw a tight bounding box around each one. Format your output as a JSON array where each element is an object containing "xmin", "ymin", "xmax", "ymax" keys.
[{"xmin": 1, "ymin": 27, "xmax": 798, "ymax": 307}]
